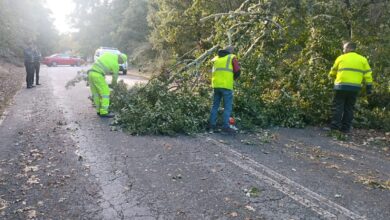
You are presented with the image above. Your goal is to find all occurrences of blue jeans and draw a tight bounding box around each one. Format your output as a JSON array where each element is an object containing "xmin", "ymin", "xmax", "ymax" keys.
[{"xmin": 209, "ymin": 88, "xmax": 233, "ymax": 128}]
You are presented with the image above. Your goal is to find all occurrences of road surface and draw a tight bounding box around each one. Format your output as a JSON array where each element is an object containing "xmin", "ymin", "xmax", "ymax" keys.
[{"xmin": 0, "ymin": 66, "xmax": 389, "ymax": 219}]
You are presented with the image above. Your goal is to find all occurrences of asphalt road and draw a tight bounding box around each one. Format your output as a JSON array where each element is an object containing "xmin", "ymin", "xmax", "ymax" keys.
[{"xmin": 0, "ymin": 66, "xmax": 389, "ymax": 219}]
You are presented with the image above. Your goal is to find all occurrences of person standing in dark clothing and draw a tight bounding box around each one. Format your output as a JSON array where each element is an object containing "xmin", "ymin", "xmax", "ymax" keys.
[
  {"xmin": 33, "ymin": 46, "xmax": 42, "ymax": 85},
  {"xmin": 24, "ymin": 42, "xmax": 35, "ymax": 89}
]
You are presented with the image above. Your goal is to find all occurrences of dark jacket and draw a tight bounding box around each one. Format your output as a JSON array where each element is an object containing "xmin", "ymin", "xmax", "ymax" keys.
[
  {"xmin": 33, "ymin": 49, "xmax": 41, "ymax": 63},
  {"xmin": 24, "ymin": 47, "xmax": 34, "ymax": 64}
]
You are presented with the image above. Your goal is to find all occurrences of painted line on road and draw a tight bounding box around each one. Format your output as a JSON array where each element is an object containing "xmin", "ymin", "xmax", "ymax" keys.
[{"xmin": 206, "ymin": 137, "xmax": 366, "ymax": 220}]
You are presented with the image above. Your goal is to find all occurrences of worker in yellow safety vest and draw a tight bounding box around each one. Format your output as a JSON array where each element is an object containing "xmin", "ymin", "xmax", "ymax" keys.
[
  {"xmin": 208, "ymin": 46, "xmax": 241, "ymax": 133},
  {"xmin": 88, "ymin": 52, "xmax": 127, "ymax": 118},
  {"xmin": 328, "ymin": 42, "xmax": 373, "ymax": 133}
]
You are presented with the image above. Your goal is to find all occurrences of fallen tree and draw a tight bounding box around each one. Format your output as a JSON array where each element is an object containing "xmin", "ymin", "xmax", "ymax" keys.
[{"xmin": 110, "ymin": 0, "xmax": 390, "ymax": 134}]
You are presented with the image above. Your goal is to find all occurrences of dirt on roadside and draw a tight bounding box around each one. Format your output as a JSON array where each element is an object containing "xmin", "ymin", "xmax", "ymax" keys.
[{"xmin": 0, "ymin": 60, "xmax": 25, "ymax": 117}]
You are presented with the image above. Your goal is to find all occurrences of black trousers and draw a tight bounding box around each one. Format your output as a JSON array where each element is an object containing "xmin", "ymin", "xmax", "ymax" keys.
[
  {"xmin": 25, "ymin": 62, "xmax": 35, "ymax": 87},
  {"xmin": 330, "ymin": 90, "xmax": 358, "ymax": 132},
  {"xmin": 34, "ymin": 62, "xmax": 40, "ymax": 84}
]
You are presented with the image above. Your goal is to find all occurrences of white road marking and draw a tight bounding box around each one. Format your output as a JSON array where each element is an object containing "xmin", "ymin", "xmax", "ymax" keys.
[{"xmin": 206, "ymin": 137, "xmax": 366, "ymax": 220}]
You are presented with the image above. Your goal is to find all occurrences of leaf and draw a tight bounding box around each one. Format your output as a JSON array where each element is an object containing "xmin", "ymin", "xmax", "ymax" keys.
[
  {"xmin": 0, "ymin": 198, "xmax": 8, "ymax": 211},
  {"xmin": 245, "ymin": 205, "xmax": 256, "ymax": 212},
  {"xmin": 23, "ymin": 166, "xmax": 39, "ymax": 173},
  {"xmin": 27, "ymin": 210, "xmax": 37, "ymax": 219},
  {"xmin": 27, "ymin": 175, "xmax": 40, "ymax": 185},
  {"xmin": 229, "ymin": 212, "xmax": 238, "ymax": 217}
]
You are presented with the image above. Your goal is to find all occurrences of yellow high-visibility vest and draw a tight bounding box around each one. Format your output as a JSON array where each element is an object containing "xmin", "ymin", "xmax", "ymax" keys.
[
  {"xmin": 212, "ymin": 54, "xmax": 235, "ymax": 90},
  {"xmin": 329, "ymin": 52, "xmax": 373, "ymax": 91}
]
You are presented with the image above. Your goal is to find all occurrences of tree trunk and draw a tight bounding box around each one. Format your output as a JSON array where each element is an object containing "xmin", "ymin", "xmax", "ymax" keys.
[{"xmin": 344, "ymin": 0, "xmax": 352, "ymax": 40}]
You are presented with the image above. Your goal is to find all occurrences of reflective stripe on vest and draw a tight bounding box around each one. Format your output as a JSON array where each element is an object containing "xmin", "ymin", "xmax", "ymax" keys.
[
  {"xmin": 337, "ymin": 68, "xmax": 371, "ymax": 74},
  {"xmin": 335, "ymin": 82, "xmax": 362, "ymax": 87}
]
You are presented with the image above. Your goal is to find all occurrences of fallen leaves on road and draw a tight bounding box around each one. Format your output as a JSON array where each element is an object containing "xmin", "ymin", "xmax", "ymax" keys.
[
  {"xmin": 26, "ymin": 175, "xmax": 40, "ymax": 185},
  {"xmin": 29, "ymin": 149, "xmax": 43, "ymax": 161},
  {"xmin": 245, "ymin": 205, "xmax": 256, "ymax": 212},
  {"xmin": 23, "ymin": 165, "xmax": 39, "ymax": 173},
  {"xmin": 357, "ymin": 176, "xmax": 390, "ymax": 190},
  {"xmin": 26, "ymin": 209, "xmax": 37, "ymax": 219},
  {"xmin": 0, "ymin": 198, "xmax": 8, "ymax": 211},
  {"xmin": 255, "ymin": 130, "xmax": 276, "ymax": 144},
  {"xmin": 326, "ymin": 164, "xmax": 340, "ymax": 169},
  {"xmin": 229, "ymin": 211, "xmax": 238, "ymax": 217},
  {"xmin": 15, "ymin": 206, "xmax": 37, "ymax": 219},
  {"xmin": 240, "ymin": 139, "xmax": 255, "ymax": 145},
  {"xmin": 0, "ymin": 62, "xmax": 24, "ymax": 117},
  {"xmin": 163, "ymin": 143, "xmax": 172, "ymax": 151}
]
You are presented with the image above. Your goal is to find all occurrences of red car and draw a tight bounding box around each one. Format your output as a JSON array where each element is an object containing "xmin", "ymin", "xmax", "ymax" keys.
[{"xmin": 42, "ymin": 54, "xmax": 84, "ymax": 67}]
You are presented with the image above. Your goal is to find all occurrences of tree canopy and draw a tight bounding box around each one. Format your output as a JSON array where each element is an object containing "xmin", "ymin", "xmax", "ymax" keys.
[
  {"xmin": 110, "ymin": 0, "xmax": 390, "ymax": 134},
  {"xmin": 0, "ymin": 0, "xmax": 58, "ymax": 60}
]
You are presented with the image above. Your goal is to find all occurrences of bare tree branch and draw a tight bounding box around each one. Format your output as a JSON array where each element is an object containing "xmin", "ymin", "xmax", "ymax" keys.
[
  {"xmin": 235, "ymin": 0, "xmax": 252, "ymax": 12},
  {"xmin": 243, "ymin": 36, "xmax": 263, "ymax": 58},
  {"xmin": 200, "ymin": 11, "xmax": 264, "ymax": 23},
  {"xmin": 167, "ymin": 45, "xmax": 219, "ymax": 83}
]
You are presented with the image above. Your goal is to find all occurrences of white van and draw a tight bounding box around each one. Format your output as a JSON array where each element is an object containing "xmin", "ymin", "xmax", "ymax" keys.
[{"xmin": 94, "ymin": 47, "xmax": 128, "ymax": 75}]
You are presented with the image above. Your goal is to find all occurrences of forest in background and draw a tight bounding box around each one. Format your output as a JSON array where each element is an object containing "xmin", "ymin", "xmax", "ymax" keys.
[
  {"xmin": 0, "ymin": 0, "xmax": 58, "ymax": 62},
  {"xmin": 1, "ymin": 0, "xmax": 389, "ymax": 134}
]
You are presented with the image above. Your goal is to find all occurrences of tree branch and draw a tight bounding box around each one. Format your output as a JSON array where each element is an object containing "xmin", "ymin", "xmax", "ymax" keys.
[
  {"xmin": 200, "ymin": 11, "xmax": 264, "ymax": 23},
  {"xmin": 167, "ymin": 45, "xmax": 219, "ymax": 83}
]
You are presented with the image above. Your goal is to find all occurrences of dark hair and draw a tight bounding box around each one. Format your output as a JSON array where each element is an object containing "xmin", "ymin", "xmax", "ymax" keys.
[{"xmin": 344, "ymin": 42, "xmax": 356, "ymax": 51}]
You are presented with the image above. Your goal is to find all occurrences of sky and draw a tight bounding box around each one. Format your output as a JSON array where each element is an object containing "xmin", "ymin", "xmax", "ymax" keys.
[{"xmin": 45, "ymin": 0, "xmax": 76, "ymax": 34}]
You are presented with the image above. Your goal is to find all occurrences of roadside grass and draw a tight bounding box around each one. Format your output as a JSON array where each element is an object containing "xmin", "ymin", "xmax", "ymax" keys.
[{"xmin": 0, "ymin": 61, "xmax": 24, "ymax": 117}]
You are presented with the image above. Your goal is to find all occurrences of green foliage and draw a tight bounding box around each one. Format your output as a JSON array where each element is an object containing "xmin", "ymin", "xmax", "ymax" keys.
[
  {"xmin": 72, "ymin": 0, "xmax": 152, "ymax": 59},
  {"xmin": 354, "ymin": 100, "xmax": 390, "ymax": 131},
  {"xmin": 114, "ymin": 0, "xmax": 150, "ymax": 55},
  {"xmin": 71, "ymin": 0, "xmax": 126, "ymax": 55},
  {"xmin": 78, "ymin": 0, "xmax": 390, "ymax": 134},
  {"xmin": 148, "ymin": 0, "xmax": 245, "ymax": 58},
  {"xmin": 111, "ymin": 81, "xmax": 210, "ymax": 135},
  {"xmin": 327, "ymin": 130, "xmax": 347, "ymax": 141},
  {"xmin": 217, "ymin": 0, "xmax": 389, "ymax": 131}
]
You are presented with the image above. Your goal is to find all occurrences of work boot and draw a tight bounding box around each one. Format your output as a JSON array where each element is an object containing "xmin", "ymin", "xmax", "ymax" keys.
[
  {"xmin": 99, "ymin": 112, "xmax": 115, "ymax": 118},
  {"xmin": 221, "ymin": 126, "xmax": 237, "ymax": 134},
  {"xmin": 207, "ymin": 124, "xmax": 217, "ymax": 134}
]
